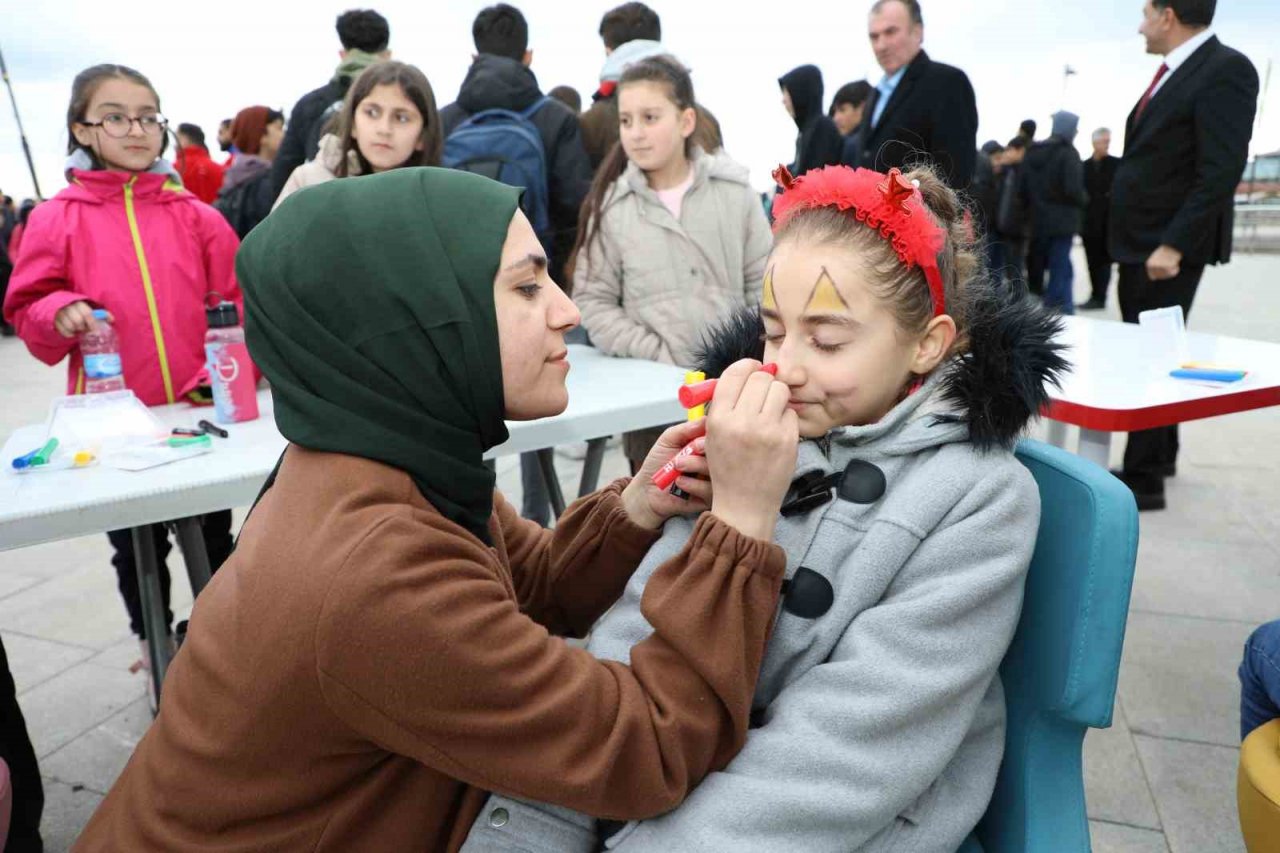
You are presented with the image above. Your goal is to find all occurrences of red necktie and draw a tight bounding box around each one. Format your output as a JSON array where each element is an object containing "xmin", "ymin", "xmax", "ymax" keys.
[{"xmin": 1134, "ymin": 63, "xmax": 1169, "ymax": 121}]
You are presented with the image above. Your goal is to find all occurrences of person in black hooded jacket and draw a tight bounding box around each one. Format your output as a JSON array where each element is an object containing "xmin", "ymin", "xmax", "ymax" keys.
[
  {"xmin": 439, "ymin": 4, "xmax": 593, "ymax": 530},
  {"xmin": 439, "ymin": 4, "xmax": 592, "ymax": 288},
  {"xmin": 779, "ymin": 65, "xmax": 844, "ymax": 177},
  {"xmin": 1022, "ymin": 111, "xmax": 1087, "ymax": 314}
]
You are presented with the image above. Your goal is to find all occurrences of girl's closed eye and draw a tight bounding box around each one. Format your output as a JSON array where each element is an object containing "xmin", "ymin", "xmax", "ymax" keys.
[
  {"xmin": 517, "ymin": 283, "xmax": 542, "ymax": 299},
  {"xmin": 811, "ymin": 337, "xmax": 846, "ymax": 353}
]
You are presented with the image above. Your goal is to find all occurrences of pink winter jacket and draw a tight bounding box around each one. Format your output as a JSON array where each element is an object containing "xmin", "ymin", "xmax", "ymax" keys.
[{"xmin": 3, "ymin": 167, "xmax": 242, "ymax": 406}]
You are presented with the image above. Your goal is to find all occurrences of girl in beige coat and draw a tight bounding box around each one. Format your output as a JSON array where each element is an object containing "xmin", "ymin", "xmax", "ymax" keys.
[
  {"xmin": 274, "ymin": 61, "xmax": 443, "ymax": 210},
  {"xmin": 571, "ymin": 55, "xmax": 773, "ymax": 468}
]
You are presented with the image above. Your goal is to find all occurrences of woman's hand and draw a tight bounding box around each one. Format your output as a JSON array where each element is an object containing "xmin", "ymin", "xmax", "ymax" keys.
[
  {"xmin": 54, "ymin": 301, "xmax": 105, "ymax": 338},
  {"xmin": 705, "ymin": 359, "xmax": 799, "ymax": 541},
  {"xmin": 620, "ymin": 419, "xmax": 715, "ymax": 530}
]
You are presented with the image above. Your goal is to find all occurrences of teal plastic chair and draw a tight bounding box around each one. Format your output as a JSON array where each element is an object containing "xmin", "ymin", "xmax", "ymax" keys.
[{"xmin": 959, "ymin": 439, "xmax": 1140, "ymax": 853}]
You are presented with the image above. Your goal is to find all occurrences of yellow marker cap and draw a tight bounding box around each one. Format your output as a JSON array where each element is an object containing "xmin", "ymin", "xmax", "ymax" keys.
[
  {"xmin": 73, "ymin": 451, "xmax": 96, "ymax": 467},
  {"xmin": 685, "ymin": 371, "xmax": 707, "ymax": 421}
]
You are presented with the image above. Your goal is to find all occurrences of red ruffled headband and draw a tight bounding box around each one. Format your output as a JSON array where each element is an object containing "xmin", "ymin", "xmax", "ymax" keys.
[{"xmin": 771, "ymin": 165, "xmax": 947, "ymax": 317}]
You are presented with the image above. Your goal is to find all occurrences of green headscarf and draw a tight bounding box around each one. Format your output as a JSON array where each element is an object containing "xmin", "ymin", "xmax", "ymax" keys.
[{"xmin": 237, "ymin": 168, "xmax": 520, "ymax": 543}]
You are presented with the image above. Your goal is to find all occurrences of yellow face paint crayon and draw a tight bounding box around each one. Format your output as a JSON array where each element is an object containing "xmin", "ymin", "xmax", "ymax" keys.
[{"xmin": 685, "ymin": 371, "xmax": 707, "ymax": 421}]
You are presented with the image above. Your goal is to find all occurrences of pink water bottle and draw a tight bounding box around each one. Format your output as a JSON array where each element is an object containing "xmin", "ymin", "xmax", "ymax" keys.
[
  {"xmin": 80, "ymin": 308, "xmax": 127, "ymax": 393},
  {"xmin": 204, "ymin": 302, "xmax": 259, "ymax": 423}
]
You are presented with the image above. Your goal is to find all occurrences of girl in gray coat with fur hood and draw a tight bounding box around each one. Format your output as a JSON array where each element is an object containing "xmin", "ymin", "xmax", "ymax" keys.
[
  {"xmin": 571, "ymin": 55, "xmax": 772, "ymax": 471},
  {"xmin": 464, "ymin": 162, "xmax": 1068, "ymax": 853}
]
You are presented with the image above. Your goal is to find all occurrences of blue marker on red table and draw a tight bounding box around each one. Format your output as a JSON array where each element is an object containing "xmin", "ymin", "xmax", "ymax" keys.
[{"xmin": 1170, "ymin": 363, "xmax": 1247, "ymax": 383}]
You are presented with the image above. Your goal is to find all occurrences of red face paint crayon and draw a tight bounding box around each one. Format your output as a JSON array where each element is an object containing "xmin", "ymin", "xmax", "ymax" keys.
[
  {"xmin": 677, "ymin": 363, "xmax": 778, "ymax": 409},
  {"xmin": 651, "ymin": 437, "xmax": 705, "ymax": 490}
]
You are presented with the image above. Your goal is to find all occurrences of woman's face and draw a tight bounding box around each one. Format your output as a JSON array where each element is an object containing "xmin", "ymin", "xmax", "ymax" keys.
[
  {"xmin": 259, "ymin": 119, "xmax": 285, "ymax": 162},
  {"xmin": 618, "ymin": 80, "xmax": 695, "ymax": 174},
  {"xmin": 352, "ymin": 83, "xmax": 425, "ymax": 173},
  {"xmin": 761, "ymin": 237, "xmax": 951, "ymax": 436},
  {"xmin": 72, "ymin": 78, "xmax": 163, "ymax": 172},
  {"xmin": 494, "ymin": 210, "xmax": 580, "ymax": 420}
]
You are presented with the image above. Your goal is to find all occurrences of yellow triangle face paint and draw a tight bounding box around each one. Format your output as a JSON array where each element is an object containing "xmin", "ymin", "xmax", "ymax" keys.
[
  {"xmin": 762, "ymin": 267, "xmax": 778, "ymax": 311},
  {"xmin": 804, "ymin": 269, "xmax": 849, "ymax": 314}
]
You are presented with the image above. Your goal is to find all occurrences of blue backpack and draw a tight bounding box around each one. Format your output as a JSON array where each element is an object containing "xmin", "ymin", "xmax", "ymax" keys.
[{"xmin": 444, "ymin": 97, "xmax": 553, "ymax": 248}]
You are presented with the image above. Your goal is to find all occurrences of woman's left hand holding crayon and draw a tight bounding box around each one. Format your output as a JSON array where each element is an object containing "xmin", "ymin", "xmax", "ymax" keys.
[{"xmin": 621, "ymin": 419, "xmax": 713, "ymax": 530}]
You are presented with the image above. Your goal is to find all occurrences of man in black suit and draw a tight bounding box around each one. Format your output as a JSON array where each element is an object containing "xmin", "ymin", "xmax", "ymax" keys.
[
  {"xmin": 1079, "ymin": 128, "xmax": 1120, "ymax": 310},
  {"xmin": 1109, "ymin": 0, "xmax": 1258, "ymax": 510},
  {"xmin": 845, "ymin": 0, "xmax": 978, "ymax": 188}
]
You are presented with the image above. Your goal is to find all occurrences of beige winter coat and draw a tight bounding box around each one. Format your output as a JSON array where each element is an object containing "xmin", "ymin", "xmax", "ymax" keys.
[
  {"xmin": 272, "ymin": 134, "xmax": 362, "ymax": 210},
  {"xmin": 573, "ymin": 147, "xmax": 773, "ymax": 368}
]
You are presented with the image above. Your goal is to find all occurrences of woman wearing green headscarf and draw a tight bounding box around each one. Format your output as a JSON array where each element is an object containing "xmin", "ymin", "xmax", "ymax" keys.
[{"xmin": 75, "ymin": 168, "xmax": 800, "ymax": 852}]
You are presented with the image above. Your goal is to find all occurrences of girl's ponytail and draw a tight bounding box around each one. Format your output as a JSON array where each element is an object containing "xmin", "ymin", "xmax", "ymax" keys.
[{"xmin": 565, "ymin": 139, "xmax": 628, "ymax": 285}]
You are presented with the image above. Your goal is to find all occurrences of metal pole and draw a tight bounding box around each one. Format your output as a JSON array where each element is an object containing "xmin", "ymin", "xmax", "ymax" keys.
[
  {"xmin": 578, "ymin": 437, "xmax": 608, "ymax": 498},
  {"xmin": 132, "ymin": 526, "xmax": 170, "ymax": 710},
  {"xmin": 536, "ymin": 449, "xmax": 567, "ymax": 519},
  {"xmin": 0, "ymin": 42, "xmax": 43, "ymax": 199},
  {"xmin": 171, "ymin": 517, "xmax": 213, "ymax": 597}
]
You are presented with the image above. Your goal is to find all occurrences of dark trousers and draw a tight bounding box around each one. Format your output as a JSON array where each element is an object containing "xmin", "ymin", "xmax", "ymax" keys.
[
  {"xmin": 106, "ymin": 510, "xmax": 234, "ymax": 639},
  {"xmin": 1118, "ymin": 261, "xmax": 1206, "ymax": 489},
  {"xmin": 0, "ymin": 636, "xmax": 43, "ymax": 852},
  {"xmin": 985, "ymin": 238, "xmax": 1006, "ymax": 282},
  {"xmin": 1040, "ymin": 235, "xmax": 1076, "ymax": 315},
  {"xmin": 1241, "ymin": 619, "xmax": 1280, "ymax": 740},
  {"xmin": 995, "ymin": 236, "xmax": 1028, "ymax": 294},
  {"xmin": 1026, "ymin": 238, "xmax": 1045, "ymax": 297},
  {"xmin": 1082, "ymin": 229, "xmax": 1113, "ymax": 305}
]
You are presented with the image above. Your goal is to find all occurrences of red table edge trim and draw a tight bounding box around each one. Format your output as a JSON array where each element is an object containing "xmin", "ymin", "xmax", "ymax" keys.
[{"xmin": 1045, "ymin": 386, "xmax": 1280, "ymax": 432}]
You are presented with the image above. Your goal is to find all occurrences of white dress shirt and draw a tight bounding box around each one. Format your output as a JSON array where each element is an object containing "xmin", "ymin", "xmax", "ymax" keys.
[{"xmin": 1151, "ymin": 28, "xmax": 1215, "ymax": 96}]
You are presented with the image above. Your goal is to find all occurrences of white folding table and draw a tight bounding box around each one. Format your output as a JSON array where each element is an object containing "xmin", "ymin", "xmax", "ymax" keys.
[
  {"xmin": 1044, "ymin": 316, "xmax": 1280, "ymax": 468},
  {"xmin": 0, "ymin": 345, "xmax": 687, "ymax": 699}
]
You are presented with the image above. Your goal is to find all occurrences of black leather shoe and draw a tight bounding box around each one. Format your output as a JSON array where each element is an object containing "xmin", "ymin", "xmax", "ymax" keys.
[
  {"xmin": 1077, "ymin": 298, "xmax": 1106, "ymax": 311},
  {"xmin": 1110, "ymin": 470, "xmax": 1167, "ymax": 511}
]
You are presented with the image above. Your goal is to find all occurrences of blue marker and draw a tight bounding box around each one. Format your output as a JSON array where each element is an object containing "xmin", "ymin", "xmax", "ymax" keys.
[
  {"xmin": 11, "ymin": 447, "xmax": 40, "ymax": 470},
  {"xmin": 1170, "ymin": 367, "xmax": 1246, "ymax": 383}
]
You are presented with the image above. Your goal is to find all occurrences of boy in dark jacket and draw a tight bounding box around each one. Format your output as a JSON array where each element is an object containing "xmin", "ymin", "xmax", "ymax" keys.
[
  {"xmin": 440, "ymin": 3, "xmax": 591, "ymax": 287},
  {"xmin": 439, "ymin": 3, "xmax": 593, "ymax": 528},
  {"xmin": 579, "ymin": 4, "xmax": 724, "ymax": 172},
  {"xmin": 269, "ymin": 9, "xmax": 391, "ymax": 199},
  {"xmin": 1023, "ymin": 111, "xmax": 1087, "ymax": 314}
]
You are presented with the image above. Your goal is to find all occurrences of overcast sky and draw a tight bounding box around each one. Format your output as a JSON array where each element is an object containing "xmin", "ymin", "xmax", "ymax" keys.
[{"xmin": 2, "ymin": 0, "xmax": 1277, "ymax": 200}]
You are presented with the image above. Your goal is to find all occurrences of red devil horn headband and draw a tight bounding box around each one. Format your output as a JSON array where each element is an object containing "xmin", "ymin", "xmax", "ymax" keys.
[{"xmin": 770, "ymin": 165, "xmax": 948, "ymax": 317}]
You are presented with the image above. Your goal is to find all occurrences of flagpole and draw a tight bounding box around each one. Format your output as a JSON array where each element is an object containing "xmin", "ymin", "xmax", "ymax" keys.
[{"xmin": 0, "ymin": 41, "xmax": 43, "ymax": 199}]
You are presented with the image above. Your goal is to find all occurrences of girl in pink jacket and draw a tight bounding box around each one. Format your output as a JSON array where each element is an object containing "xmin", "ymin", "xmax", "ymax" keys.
[{"xmin": 2, "ymin": 64, "xmax": 243, "ymax": 679}]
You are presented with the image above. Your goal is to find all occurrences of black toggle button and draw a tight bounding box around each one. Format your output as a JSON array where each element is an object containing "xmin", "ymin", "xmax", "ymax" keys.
[
  {"xmin": 782, "ymin": 567, "xmax": 834, "ymax": 618},
  {"xmin": 780, "ymin": 470, "xmax": 842, "ymax": 517},
  {"xmin": 838, "ymin": 459, "xmax": 886, "ymax": 504}
]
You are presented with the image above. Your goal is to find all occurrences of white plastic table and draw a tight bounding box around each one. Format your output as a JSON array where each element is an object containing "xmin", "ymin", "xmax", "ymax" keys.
[
  {"xmin": 0, "ymin": 345, "xmax": 687, "ymax": 698},
  {"xmin": 1044, "ymin": 316, "xmax": 1280, "ymax": 467}
]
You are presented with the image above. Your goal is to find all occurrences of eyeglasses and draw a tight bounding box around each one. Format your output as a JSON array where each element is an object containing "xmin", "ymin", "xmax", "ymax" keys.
[{"xmin": 79, "ymin": 113, "xmax": 169, "ymax": 138}]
